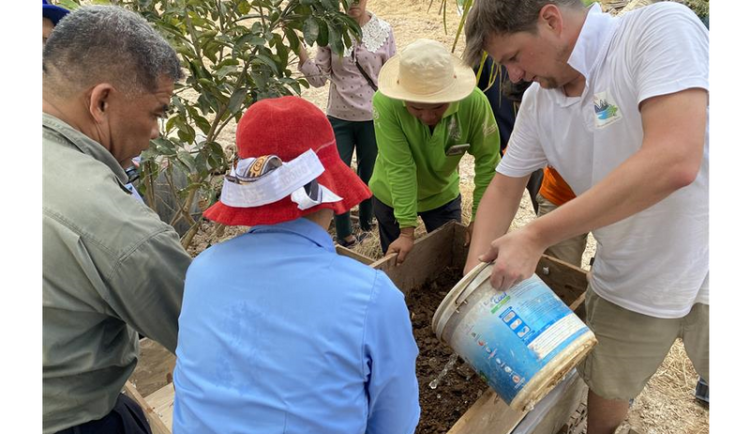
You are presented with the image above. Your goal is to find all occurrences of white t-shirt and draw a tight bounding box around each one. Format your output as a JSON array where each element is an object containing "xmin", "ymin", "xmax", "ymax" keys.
[{"xmin": 499, "ymin": 2, "xmax": 709, "ymax": 318}]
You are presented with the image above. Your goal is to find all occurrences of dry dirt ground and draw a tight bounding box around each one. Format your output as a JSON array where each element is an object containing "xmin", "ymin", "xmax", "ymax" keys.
[{"xmin": 195, "ymin": 1, "xmax": 709, "ymax": 432}]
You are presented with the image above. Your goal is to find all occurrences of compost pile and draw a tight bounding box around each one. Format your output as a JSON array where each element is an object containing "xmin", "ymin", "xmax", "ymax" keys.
[{"xmin": 406, "ymin": 267, "xmax": 488, "ymax": 434}]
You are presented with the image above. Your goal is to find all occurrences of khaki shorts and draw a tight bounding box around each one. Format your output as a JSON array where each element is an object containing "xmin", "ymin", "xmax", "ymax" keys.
[{"xmin": 577, "ymin": 289, "xmax": 709, "ymax": 400}]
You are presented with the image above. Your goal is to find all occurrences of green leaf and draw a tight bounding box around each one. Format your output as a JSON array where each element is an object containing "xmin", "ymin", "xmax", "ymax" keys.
[
  {"xmin": 153, "ymin": 137, "xmax": 177, "ymax": 156},
  {"xmin": 207, "ymin": 141, "xmax": 225, "ymax": 159},
  {"xmin": 179, "ymin": 150, "xmax": 198, "ymax": 171},
  {"xmin": 252, "ymin": 70, "xmax": 269, "ymax": 90},
  {"xmin": 58, "ymin": 0, "xmax": 82, "ymax": 9},
  {"xmin": 235, "ymin": 33, "xmax": 266, "ymax": 47},
  {"xmin": 192, "ymin": 114, "xmax": 212, "ymax": 135},
  {"xmin": 338, "ymin": 13, "xmax": 363, "ymax": 40},
  {"xmin": 238, "ymin": 0, "xmax": 251, "ymax": 14},
  {"xmin": 316, "ymin": 18, "xmax": 329, "ymax": 46},
  {"xmin": 198, "ymin": 93, "xmax": 220, "ymax": 114},
  {"xmin": 302, "ymin": 17, "xmax": 319, "ymax": 46},
  {"xmin": 233, "ymin": 33, "xmax": 266, "ymax": 58},
  {"xmin": 175, "ymin": 150, "xmax": 196, "ymax": 173},
  {"xmin": 194, "ymin": 151, "xmax": 209, "ymax": 174},
  {"xmin": 175, "ymin": 45, "xmax": 196, "ymax": 58},
  {"xmin": 327, "ymin": 21, "xmax": 343, "ymax": 56},
  {"xmin": 177, "ymin": 122, "xmax": 196, "ymax": 145},
  {"xmin": 226, "ymin": 87, "xmax": 248, "ymax": 117},
  {"xmin": 165, "ymin": 115, "xmax": 178, "ymax": 133},
  {"xmin": 321, "ymin": 0, "xmax": 338, "ymax": 11},
  {"xmin": 342, "ymin": 28, "xmax": 352, "ymax": 49},
  {"xmin": 139, "ymin": 148, "xmax": 158, "ymax": 162},
  {"xmin": 272, "ymin": 33, "xmax": 289, "ymax": 69},
  {"xmin": 205, "ymin": 141, "xmax": 227, "ymax": 171},
  {"xmin": 253, "ymin": 53, "xmax": 281, "ymax": 75},
  {"xmin": 284, "ymin": 27, "xmax": 301, "ymax": 54},
  {"xmin": 215, "ymin": 64, "xmax": 238, "ymax": 80},
  {"xmin": 202, "ymin": 42, "xmax": 219, "ymax": 63}
]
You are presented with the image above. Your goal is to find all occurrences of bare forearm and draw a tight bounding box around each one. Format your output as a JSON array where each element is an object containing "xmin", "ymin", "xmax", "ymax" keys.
[
  {"xmin": 465, "ymin": 173, "xmax": 528, "ymax": 273},
  {"xmin": 530, "ymin": 148, "xmax": 697, "ymax": 249}
]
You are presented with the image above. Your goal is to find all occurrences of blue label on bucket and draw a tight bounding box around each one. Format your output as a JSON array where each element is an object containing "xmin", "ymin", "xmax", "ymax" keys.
[{"xmin": 451, "ymin": 274, "xmax": 588, "ymax": 404}]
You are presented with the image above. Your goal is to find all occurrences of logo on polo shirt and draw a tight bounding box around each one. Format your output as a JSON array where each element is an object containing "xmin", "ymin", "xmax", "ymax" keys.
[{"xmin": 593, "ymin": 91, "xmax": 622, "ymax": 128}]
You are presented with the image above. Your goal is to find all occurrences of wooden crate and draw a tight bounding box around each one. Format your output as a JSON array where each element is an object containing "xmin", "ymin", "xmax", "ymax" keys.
[{"xmin": 128, "ymin": 221, "xmax": 590, "ymax": 433}]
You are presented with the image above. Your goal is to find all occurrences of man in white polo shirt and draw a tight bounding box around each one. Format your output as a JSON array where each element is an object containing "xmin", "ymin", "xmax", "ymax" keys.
[{"xmin": 463, "ymin": 1, "xmax": 708, "ymax": 433}]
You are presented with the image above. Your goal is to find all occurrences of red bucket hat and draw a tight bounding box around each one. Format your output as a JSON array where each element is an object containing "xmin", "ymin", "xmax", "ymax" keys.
[{"xmin": 204, "ymin": 96, "xmax": 371, "ymax": 226}]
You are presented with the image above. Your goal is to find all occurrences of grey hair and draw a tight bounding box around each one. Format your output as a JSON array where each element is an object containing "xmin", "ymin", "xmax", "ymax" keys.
[
  {"xmin": 464, "ymin": 0, "xmax": 584, "ymax": 67},
  {"xmin": 43, "ymin": 5, "xmax": 182, "ymax": 97}
]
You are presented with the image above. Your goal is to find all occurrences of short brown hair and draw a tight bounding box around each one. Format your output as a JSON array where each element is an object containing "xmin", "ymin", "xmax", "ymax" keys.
[{"xmin": 463, "ymin": 0, "xmax": 584, "ymax": 66}]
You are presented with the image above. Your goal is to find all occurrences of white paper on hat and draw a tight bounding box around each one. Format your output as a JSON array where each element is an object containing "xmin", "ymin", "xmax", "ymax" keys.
[
  {"xmin": 219, "ymin": 149, "xmax": 342, "ymax": 209},
  {"xmin": 290, "ymin": 183, "xmax": 342, "ymax": 210}
]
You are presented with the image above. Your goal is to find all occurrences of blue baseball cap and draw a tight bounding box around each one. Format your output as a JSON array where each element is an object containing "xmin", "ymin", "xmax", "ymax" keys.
[{"xmin": 43, "ymin": 0, "xmax": 69, "ymax": 26}]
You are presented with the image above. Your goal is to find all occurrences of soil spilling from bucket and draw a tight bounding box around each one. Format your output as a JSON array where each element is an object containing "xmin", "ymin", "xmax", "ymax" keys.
[{"xmin": 407, "ymin": 267, "xmax": 488, "ymax": 434}]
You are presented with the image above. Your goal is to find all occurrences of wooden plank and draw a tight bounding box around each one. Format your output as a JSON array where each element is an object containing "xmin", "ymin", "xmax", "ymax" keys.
[
  {"xmin": 335, "ymin": 245, "xmax": 375, "ymax": 265},
  {"xmin": 536, "ymin": 255, "xmax": 589, "ymax": 306},
  {"xmin": 450, "ymin": 223, "xmax": 470, "ymax": 270},
  {"xmin": 123, "ymin": 381, "xmax": 172, "ymax": 434},
  {"xmin": 370, "ymin": 222, "xmax": 458, "ymax": 296},
  {"xmin": 447, "ymin": 388, "xmax": 526, "ymax": 434},
  {"xmin": 130, "ymin": 338, "xmax": 176, "ymax": 397},
  {"xmin": 145, "ymin": 383, "xmax": 176, "ymax": 432},
  {"xmin": 526, "ymin": 376, "xmax": 587, "ymax": 434}
]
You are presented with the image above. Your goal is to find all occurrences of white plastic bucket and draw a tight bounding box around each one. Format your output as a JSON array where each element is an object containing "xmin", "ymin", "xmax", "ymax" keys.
[{"xmin": 432, "ymin": 262, "xmax": 597, "ymax": 411}]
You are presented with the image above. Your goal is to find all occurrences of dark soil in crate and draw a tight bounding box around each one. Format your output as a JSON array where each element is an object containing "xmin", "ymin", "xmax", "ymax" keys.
[{"xmin": 406, "ymin": 267, "xmax": 488, "ymax": 434}]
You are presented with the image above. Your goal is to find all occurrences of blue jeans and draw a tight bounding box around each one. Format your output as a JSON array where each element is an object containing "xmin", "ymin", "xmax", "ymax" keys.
[{"xmin": 328, "ymin": 116, "xmax": 378, "ymax": 241}]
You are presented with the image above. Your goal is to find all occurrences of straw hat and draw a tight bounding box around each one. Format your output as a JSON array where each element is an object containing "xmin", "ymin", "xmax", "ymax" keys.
[
  {"xmin": 204, "ymin": 96, "xmax": 371, "ymax": 227},
  {"xmin": 378, "ymin": 39, "xmax": 476, "ymax": 104}
]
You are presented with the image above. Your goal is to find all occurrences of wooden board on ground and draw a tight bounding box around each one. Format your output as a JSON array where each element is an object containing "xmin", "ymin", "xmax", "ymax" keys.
[
  {"xmin": 335, "ymin": 244, "xmax": 375, "ymax": 265},
  {"xmin": 145, "ymin": 383, "xmax": 176, "ymax": 430},
  {"xmin": 130, "ymin": 338, "xmax": 176, "ymax": 397},
  {"xmin": 535, "ymin": 255, "xmax": 589, "ymax": 307},
  {"xmin": 371, "ymin": 222, "xmax": 469, "ymax": 296},
  {"xmin": 123, "ymin": 382, "xmax": 172, "ymax": 434},
  {"xmin": 129, "ymin": 221, "xmax": 589, "ymax": 434},
  {"xmin": 447, "ymin": 388, "xmax": 525, "ymax": 434}
]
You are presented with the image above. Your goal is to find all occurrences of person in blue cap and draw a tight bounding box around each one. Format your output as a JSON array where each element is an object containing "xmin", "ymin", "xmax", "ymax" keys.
[{"xmin": 42, "ymin": 0, "xmax": 69, "ymax": 44}]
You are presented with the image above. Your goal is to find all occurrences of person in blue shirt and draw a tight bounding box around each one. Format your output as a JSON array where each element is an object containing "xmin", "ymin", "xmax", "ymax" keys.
[{"xmin": 172, "ymin": 96, "xmax": 421, "ymax": 434}]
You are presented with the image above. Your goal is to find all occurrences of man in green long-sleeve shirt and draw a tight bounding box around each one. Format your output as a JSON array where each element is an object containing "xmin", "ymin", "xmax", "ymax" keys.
[
  {"xmin": 43, "ymin": 7, "xmax": 191, "ymax": 433},
  {"xmin": 370, "ymin": 39, "xmax": 500, "ymax": 263}
]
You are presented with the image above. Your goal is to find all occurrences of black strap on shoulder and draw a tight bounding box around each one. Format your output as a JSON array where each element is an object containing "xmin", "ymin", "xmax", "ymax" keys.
[{"xmin": 352, "ymin": 50, "xmax": 378, "ymax": 92}]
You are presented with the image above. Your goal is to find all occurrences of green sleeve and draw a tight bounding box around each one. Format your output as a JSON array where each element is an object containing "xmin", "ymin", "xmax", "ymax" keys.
[
  {"xmin": 105, "ymin": 230, "xmax": 191, "ymax": 353},
  {"xmin": 373, "ymin": 93, "xmax": 419, "ymax": 228},
  {"xmin": 467, "ymin": 92, "xmax": 501, "ymax": 220}
]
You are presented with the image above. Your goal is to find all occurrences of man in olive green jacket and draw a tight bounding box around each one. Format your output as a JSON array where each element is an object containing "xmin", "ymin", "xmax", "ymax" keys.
[{"xmin": 42, "ymin": 6, "xmax": 191, "ymax": 433}]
